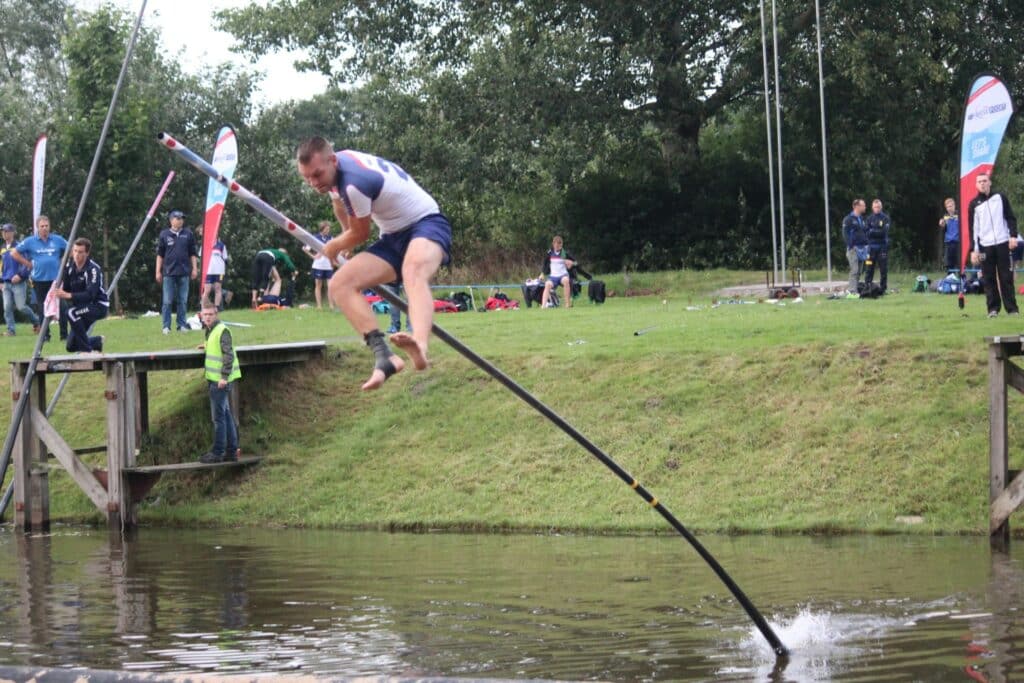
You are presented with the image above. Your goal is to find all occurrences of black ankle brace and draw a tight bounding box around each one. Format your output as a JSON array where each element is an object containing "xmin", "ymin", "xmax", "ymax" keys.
[{"xmin": 364, "ymin": 330, "xmax": 397, "ymax": 377}]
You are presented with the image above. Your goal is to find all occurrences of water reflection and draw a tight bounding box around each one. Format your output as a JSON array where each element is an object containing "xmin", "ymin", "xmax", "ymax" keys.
[{"xmin": 0, "ymin": 528, "xmax": 1021, "ymax": 681}]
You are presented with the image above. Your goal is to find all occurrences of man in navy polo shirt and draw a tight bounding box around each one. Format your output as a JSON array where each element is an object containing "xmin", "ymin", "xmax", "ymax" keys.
[
  {"xmin": 11, "ymin": 215, "xmax": 68, "ymax": 342},
  {"xmin": 155, "ymin": 209, "xmax": 198, "ymax": 334}
]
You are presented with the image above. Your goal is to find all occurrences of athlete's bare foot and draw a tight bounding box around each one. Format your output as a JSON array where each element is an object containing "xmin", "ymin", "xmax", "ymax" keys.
[
  {"xmin": 390, "ymin": 332, "xmax": 429, "ymax": 370},
  {"xmin": 361, "ymin": 353, "xmax": 405, "ymax": 391}
]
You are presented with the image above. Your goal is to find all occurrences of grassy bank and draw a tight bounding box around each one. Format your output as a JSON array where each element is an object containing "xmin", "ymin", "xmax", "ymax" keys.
[{"xmin": 0, "ymin": 269, "xmax": 1011, "ymax": 534}]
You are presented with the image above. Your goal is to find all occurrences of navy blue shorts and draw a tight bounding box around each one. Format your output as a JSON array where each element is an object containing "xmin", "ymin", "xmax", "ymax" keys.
[
  {"xmin": 365, "ymin": 213, "xmax": 452, "ymax": 279},
  {"xmin": 312, "ymin": 268, "xmax": 334, "ymax": 280},
  {"xmin": 204, "ymin": 274, "xmax": 223, "ymax": 285}
]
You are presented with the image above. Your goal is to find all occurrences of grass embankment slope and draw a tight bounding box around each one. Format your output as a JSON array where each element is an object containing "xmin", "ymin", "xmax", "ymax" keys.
[{"xmin": 0, "ymin": 270, "xmax": 1009, "ymax": 534}]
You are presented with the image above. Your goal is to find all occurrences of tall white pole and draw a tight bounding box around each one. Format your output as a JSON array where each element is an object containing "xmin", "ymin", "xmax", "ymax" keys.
[
  {"xmin": 815, "ymin": 0, "xmax": 832, "ymax": 286},
  {"xmin": 771, "ymin": 0, "xmax": 787, "ymax": 276},
  {"xmin": 760, "ymin": 0, "xmax": 779, "ymax": 283}
]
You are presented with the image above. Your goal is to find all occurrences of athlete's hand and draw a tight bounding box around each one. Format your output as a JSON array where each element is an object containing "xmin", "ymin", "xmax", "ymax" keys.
[{"xmin": 971, "ymin": 251, "xmax": 981, "ymax": 266}]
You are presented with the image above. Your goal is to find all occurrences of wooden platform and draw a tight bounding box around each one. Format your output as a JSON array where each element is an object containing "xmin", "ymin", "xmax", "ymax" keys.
[
  {"xmin": 9, "ymin": 341, "xmax": 324, "ymax": 532},
  {"xmin": 123, "ymin": 456, "xmax": 263, "ymax": 474},
  {"xmin": 985, "ymin": 334, "xmax": 1024, "ymax": 545}
]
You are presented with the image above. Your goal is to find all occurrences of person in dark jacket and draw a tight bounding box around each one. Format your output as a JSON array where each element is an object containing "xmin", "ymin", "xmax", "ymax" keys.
[
  {"xmin": 842, "ymin": 199, "xmax": 868, "ymax": 298},
  {"xmin": 53, "ymin": 238, "xmax": 108, "ymax": 353},
  {"xmin": 198, "ymin": 304, "xmax": 241, "ymax": 463},
  {"xmin": 969, "ymin": 172, "xmax": 1019, "ymax": 317},
  {"xmin": 863, "ymin": 198, "xmax": 892, "ymax": 294},
  {"xmin": 155, "ymin": 209, "xmax": 199, "ymax": 334}
]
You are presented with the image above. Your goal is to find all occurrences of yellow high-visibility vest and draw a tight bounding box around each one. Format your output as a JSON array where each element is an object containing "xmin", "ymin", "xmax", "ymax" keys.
[{"xmin": 204, "ymin": 322, "xmax": 241, "ymax": 383}]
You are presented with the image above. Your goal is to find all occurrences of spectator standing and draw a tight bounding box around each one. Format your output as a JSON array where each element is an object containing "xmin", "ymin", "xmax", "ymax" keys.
[
  {"xmin": 1, "ymin": 223, "xmax": 40, "ymax": 336},
  {"xmin": 841, "ymin": 199, "xmax": 868, "ymax": 298},
  {"xmin": 939, "ymin": 198, "xmax": 960, "ymax": 273},
  {"xmin": 540, "ymin": 235, "xmax": 577, "ymax": 309},
  {"xmin": 198, "ymin": 226, "xmax": 229, "ymax": 310},
  {"xmin": 969, "ymin": 172, "xmax": 1020, "ymax": 317},
  {"xmin": 11, "ymin": 215, "xmax": 68, "ymax": 341},
  {"xmin": 863, "ymin": 198, "xmax": 892, "ymax": 294},
  {"xmin": 302, "ymin": 221, "xmax": 336, "ymax": 309},
  {"xmin": 155, "ymin": 209, "xmax": 199, "ymax": 334},
  {"xmin": 385, "ymin": 281, "xmax": 410, "ymax": 334},
  {"xmin": 52, "ymin": 237, "xmax": 108, "ymax": 353},
  {"xmin": 198, "ymin": 304, "xmax": 240, "ymax": 464}
]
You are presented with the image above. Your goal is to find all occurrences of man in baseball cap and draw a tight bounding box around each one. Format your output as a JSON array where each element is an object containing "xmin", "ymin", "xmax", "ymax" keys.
[{"xmin": 1, "ymin": 222, "xmax": 40, "ymax": 335}]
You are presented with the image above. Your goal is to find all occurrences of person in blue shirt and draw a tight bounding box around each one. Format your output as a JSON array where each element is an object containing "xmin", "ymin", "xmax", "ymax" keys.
[
  {"xmin": 155, "ymin": 209, "xmax": 199, "ymax": 334},
  {"xmin": 841, "ymin": 198, "xmax": 868, "ymax": 298},
  {"xmin": 1, "ymin": 223, "xmax": 40, "ymax": 336},
  {"xmin": 863, "ymin": 198, "xmax": 892, "ymax": 294},
  {"xmin": 11, "ymin": 215, "xmax": 68, "ymax": 341},
  {"xmin": 53, "ymin": 237, "xmax": 108, "ymax": 353},
  {"xmin": 939, "ymin": 198, "xmax": 960, "ymax": 273}
]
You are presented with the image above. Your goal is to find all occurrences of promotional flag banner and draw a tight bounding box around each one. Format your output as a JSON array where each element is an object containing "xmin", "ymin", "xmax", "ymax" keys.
[
  {"xmin": 201, "ymin": 126, "xmax": 237, "ymax": 281},
  {"xmin": 32, "ymin": 135, "xmax": 46, "ymax": 234},
  {"xmin": 959, "ymin": 74, "xmax": 1014, "ymax": 276}
]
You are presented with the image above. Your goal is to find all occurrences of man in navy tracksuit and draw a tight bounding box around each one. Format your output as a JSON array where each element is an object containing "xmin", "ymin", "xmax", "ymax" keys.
[
  {"xmin": 863, "ymin": 198, "xmax": 891, "ymax": 294},
  {"xmin": 53, "ymin": 237, "xmax": 109, "ymax": 352},
  {"xmin": 842, "ymin": 198, "xmax": 868, "ymax": 297}
]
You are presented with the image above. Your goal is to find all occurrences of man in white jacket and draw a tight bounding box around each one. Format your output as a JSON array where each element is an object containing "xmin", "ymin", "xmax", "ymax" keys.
[{"xmin": 969, "ymin": 172, "xmax": 1019, "ymax": 317}]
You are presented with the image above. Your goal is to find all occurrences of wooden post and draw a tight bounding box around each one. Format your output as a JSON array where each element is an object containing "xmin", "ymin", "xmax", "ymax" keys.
[
  {"xmin": 136, "ymin": 370, "xmax": 149, "ymax": 439},
  {"xmin": 989, "ymin": 342, "xmax": 1010, "ymax": 545},
  {"xmin": 28, "ymin": 369, "xmax": 49, "ymax": 531},
  {"xmin": 104, "ymin": 361, "xmax": 128, "ymax": 530},
  {"xmin": 10, "ymin": 364, "xmax": 31, "ymax": 532}
]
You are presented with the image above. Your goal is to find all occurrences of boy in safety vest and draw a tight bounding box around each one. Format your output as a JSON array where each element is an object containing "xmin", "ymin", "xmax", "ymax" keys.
[{"xmin": 199, "ymin": 304, "xmax": 240, "ymax": 463}]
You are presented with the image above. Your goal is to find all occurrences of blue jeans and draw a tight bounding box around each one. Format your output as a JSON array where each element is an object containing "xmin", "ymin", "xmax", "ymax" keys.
[
  {"xmin": 162, "ymin": 275, "xmax": 190, "ymax": 330},
  {"xmin": 3, "ymin": 281, "xmax": 39, "ymax": 333},
  {"xmin": 208, "ymin": 382, "xmax": 239, "ymax": 458}
]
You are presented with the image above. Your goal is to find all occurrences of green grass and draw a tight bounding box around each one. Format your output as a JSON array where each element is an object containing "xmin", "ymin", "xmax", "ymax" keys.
[{"xmin": 0, "ymin": 269, "xmax": 1014, "ymax": 534}]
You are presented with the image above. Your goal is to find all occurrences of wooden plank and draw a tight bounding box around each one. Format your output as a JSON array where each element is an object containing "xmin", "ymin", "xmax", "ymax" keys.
[
  {"xmin": 123, "ymin": 456, "xmax": 263, "ymax": 474},
  {"xmin": 991, "ymin": 469, "xmax": 1024, "ymax": 532},
  {"xmin": 29, "ymin": 372, "xmax": 48, "ymax": 531},
  {"xmin": 1008, "ymin": 361, "xmax": 1024, "ymax": 395},
  {"xmin": 28, "ymin": 405, "xmax": 108, "ymax": 514},
  {"xmin": 989, "ymin": 343, "xmax": 1010, "ymax": 540}
]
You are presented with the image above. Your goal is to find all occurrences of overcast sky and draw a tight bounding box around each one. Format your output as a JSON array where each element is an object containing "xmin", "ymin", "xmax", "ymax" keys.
[{"xmin": 73, "ymin": 0, "xmax": 330, "ymax": 107}]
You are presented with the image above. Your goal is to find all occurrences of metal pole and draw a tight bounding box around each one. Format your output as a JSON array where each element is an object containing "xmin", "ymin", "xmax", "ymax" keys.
[
  {"xmin": 771, "ymin": 0, "xmax": 787, "ymax": 275},
  {"xmin": 109, "ymin": 171, "xmax": 176, "ymax": 292},
  {"xmin": 760, "ymin": 0, "xmax": 780, "ymax": 283},
  {"xmin": 815, "ymin": 0, "xmax": 832, "ymax": 286},
  {"xmin": 0, "ymin": 0, "xmax": 149, "ymax": 493},
  {"xmin": 158, "ymin": 132, "xmax": 790, "ymax": 659}
]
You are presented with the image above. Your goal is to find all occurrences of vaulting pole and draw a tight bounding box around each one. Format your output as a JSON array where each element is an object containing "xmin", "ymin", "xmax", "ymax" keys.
[
  {"xmin": 157, "ymin": 132, "xmax": 790, "ymax": 659},
  {"xmin": 0, "ymin": 0, "xmax": 150, "ymax": 499}
]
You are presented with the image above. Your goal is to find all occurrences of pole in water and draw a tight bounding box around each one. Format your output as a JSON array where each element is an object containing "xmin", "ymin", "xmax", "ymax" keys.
[{"xmin": 157, "ymin": 132, "xmax": 790, "ymax": 658}]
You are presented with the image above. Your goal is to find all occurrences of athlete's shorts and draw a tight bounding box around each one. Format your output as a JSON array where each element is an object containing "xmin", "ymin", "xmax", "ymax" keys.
[
  {"xmin": 250, "ymin": 252, "xmax": 276, "ymax": 291},
  {"xmin": 548, "ymin": 274, "xmax": 569, "ymax": 287},
  {"xmin": 312, "ymin": 268, "xmax": 334, "ymax": 280},
  {"xmin": 204, "ymin": 273, "xmax": 223, "ymax": 285},
  {"xmin": 365, "ymin": 213, "xmax": 452, "ymax": 279}
]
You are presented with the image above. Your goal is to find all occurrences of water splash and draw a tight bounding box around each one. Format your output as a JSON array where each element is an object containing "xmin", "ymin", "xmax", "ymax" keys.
[{"xmin": 726, "ymin": 607, "xmax": 907, "ymax": 681}]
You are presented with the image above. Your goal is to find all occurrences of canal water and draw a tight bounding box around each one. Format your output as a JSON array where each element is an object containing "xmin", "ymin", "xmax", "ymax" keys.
[{"xmin": 0, "ymin": 528, "xmax": 1019, "ymax": 681}]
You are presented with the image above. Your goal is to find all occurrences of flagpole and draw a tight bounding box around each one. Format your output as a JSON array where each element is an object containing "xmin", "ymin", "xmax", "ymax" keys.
[
  {"xmin": 771, "ymin": 0, "xmax": 787, "ymax": 276},
  {"xmin": 815, "ymin": 0, "xmax": 832, "ymax": 287},
  {"xmin": 760, "ymin": 0, "xmax": 779, "ymax": 283}
]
